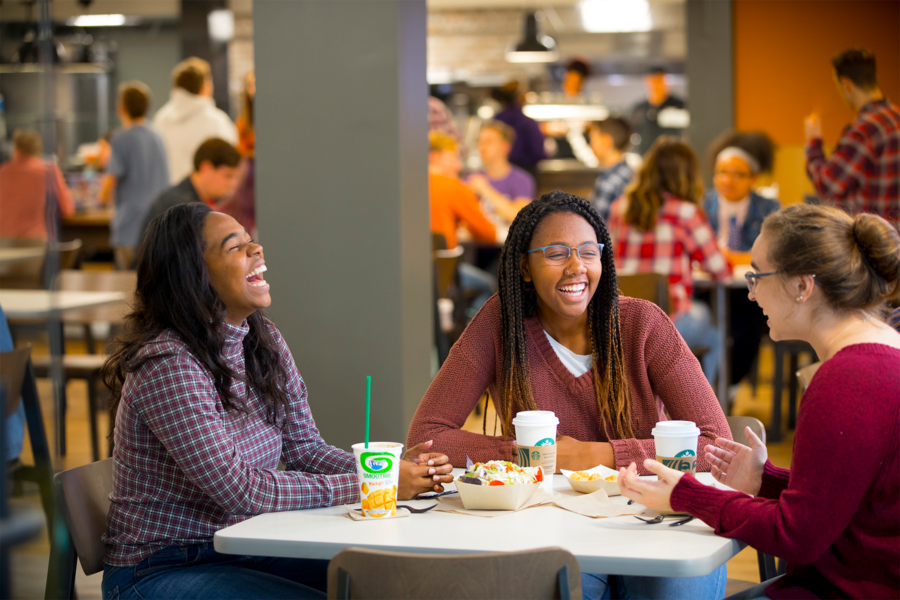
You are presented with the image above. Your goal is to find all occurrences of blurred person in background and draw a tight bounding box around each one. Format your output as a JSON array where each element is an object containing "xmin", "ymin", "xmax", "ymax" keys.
[
  {"xmin": 154, "ymin": 57, "xmax": 238, "ymax": 185},
  {"xmin": 467, "ymin": 121, "xmax": 535, "ymax": 224},
  {"xmin": 704, "ymin": 133, "xmax": 780, "ymax": 391},
  {"xmin": 588, "ymin": 117, "xmax": 635, "ymax": 222},
  {"xmin": 139, "ymin": 138, "xmax": 240, "ymax": 245},
  {"xmin": 0, "ymin": 129, "xmax": 74, "ymax": 240},
  {"xmin": 492, "ymin": 82, "xmax": 545, "ymax": 179},
  {"xmin": 805, "ymin": 48, "xmax": 899, "ymax": 224},
  {"xmin": 428, "ymin": 92, "xmax": 465, "ymax": 159},
  {"xmin": 218, "ymin": 71, "xmax": 257, "ymax": 235},
  {"xmin": 100, "ymin": 81, "xmax": 169, "ymax": 270},
  {"xmin": 607, "ymin": 137, "xmax": 731, "ymax": 384},
  {"xmin": 631, "ymin": 67, "xmax": 687, "ymax": 156},
  {"xmin": 429, "ymin": 132, "xmax": 498, "ymax": 314}
]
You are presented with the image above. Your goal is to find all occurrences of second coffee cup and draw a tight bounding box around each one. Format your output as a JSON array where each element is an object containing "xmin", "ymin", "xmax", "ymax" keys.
[{"xmin": 652, "ymin": 420, "xmax": 701, "ymax": 475}]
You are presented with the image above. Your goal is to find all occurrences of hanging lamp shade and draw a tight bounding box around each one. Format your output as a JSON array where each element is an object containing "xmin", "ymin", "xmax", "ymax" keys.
[{"xmin": 505, "ymin": 12, "xmax": 558, "ymax": 63}]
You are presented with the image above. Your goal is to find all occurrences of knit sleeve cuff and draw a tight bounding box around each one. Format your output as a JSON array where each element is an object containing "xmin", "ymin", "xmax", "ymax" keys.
[
  {"xmin": 670, "ymin": 474, "xmax": 723, "ymax": 527},
  {"xmin": 757, "ymin": 460, "xmax": 790, "ymax": 500}
]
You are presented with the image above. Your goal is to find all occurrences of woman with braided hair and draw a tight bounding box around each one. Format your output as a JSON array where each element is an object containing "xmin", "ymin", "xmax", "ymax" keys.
[{"xmin": 408, "ymin": 191, "xmax": 730, "ymax": 599}]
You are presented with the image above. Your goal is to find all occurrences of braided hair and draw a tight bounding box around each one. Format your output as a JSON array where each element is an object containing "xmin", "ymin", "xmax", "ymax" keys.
[{"xmin": 493, "ymin": 190, "xmax": 635, "ymax": 441}]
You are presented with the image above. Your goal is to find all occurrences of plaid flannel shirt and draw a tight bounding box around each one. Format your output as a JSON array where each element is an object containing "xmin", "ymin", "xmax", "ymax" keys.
[
  {"xmin": 608, "ymin": 195, "xmax": 731, "ymax": 315},
  {"xmin": 805, "ymin": 99, "xmax": 900, "ymax": 223},
  {"xmin": 103, "ymin": 320, "xmax": 358, "ymax": 566},
  {"xmin": 590, "ymin": 159, "xmax": 634, "ymax": 222}
]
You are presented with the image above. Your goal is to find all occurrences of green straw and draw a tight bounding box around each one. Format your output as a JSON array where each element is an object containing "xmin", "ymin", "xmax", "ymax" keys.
[{"xmin": 365, "ymin": 376, "xmax": 371, "ymax": 449}]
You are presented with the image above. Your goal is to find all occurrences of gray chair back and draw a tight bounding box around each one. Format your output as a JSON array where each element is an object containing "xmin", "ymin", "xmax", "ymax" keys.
[
  {"xmin": 54, "ymin": 458, "xmax": 113, "ymax": 575},
  {"xmin": 726, "ymin": 415, "xmax": 766, "ymax": 446},
  {"xmin": 327, "ymin": 546, "xmax": 581, "ymax": 600}
]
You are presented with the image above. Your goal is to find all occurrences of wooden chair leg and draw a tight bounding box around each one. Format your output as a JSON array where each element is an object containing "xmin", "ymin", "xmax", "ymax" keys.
[{"xmin": 86, "ymin": 374, "xmax": 100, "ymax": 462}]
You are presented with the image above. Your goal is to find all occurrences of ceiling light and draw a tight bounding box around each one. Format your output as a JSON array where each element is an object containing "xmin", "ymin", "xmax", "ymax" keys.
[
  {"xmin": 68, "ymin": 14, "xmax": 127, "ymax": 27},
  {"xmin": 208, "ymin": 9, "xmax": 235, "ymax": 43},
  {"xmin": 505, "ymin": 12, "xmax": 559, "ymax": 64},
  {"xmin": 580, "ymin": 0, "xmax": 652, "ymax": 33},
  {"xmin": 522, "ymin": 105, "xmax": 610, "ymax": 121}
]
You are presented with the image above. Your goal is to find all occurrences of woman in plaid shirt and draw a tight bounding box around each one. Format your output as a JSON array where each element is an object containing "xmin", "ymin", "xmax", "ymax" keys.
[
  {"xmin": 608, "ymin": 137, "xmax": 732, "ymax": 383},
  {"xmin": 100, "ymin": 203, "xmax": 453, "ymax": 599}
]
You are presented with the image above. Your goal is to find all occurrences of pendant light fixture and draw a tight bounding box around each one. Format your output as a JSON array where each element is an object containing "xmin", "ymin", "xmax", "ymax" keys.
[{"xmin": 505, "ymin": 12, "xmax": 558, "ymax": 64}]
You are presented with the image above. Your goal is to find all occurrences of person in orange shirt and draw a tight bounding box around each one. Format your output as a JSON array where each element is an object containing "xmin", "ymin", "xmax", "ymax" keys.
[
  {"xmin": 0, "ymin": 129, "xmax": 75, "ymax": 240},
  {"xmin": 429, "ymin": 132, "xmax": 498, "ymax": 313}
]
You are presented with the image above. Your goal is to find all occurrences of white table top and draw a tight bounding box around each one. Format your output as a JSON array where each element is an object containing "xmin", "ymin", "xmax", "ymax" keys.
[
  {"xmin": 0, "ymin": 247, "xmax": 45, "ymax": 264},
  {"xmin": 0, "ymin": 290, "xmax": 126, "ymax": 318},
  {"xmin": 214, "ymin": 472, "xmax": 744, "ymax": 578}
]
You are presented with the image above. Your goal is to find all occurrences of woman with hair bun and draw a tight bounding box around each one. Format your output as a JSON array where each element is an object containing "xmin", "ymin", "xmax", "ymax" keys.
[{"xmin": 619, "ymin": 204, "xmax": 900, "ymax": 600}]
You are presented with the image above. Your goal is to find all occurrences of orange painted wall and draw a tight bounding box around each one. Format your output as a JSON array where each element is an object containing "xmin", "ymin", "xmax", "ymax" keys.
[
  {"xmin": 733, "ymin": 0, "xmax": 900, "ymax": 205},
  {"xmin": 735, "ymin": 0, "xmax": 899, "ymax": 145}
]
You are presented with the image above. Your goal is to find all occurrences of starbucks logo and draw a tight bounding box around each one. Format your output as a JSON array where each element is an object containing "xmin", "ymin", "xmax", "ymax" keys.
[
  {"xmin": 675, "ymin": 449, "xmax": 696, "ymax": 457},
  {"xmin": 535, "ymin": 438, "xmax": 556, "ymax": 447}
]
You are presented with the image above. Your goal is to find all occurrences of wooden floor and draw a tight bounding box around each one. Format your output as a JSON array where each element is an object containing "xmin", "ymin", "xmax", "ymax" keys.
[{"xmin": 8, "ymin": 337, "xmax": 797, "ymax": 598}]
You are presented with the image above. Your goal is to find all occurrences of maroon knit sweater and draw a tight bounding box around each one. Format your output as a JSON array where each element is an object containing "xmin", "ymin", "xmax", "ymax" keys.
[
  {"xmin": 408, "ymin": 295, "xmax": 730, "ymax": 473},
  {"xmin": 671, "ymin": 344, "xmax": 900, "ymax": 600}
]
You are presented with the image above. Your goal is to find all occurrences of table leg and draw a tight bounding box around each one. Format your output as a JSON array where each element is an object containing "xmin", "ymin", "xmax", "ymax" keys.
[
  {"xmin": 769, "ymin": 344, "xmax": 784, "ymax": 443},
  {"xmin": 715, "ymin": 284, "xmax": 729, "ymax": 413},
  {"xmin": 47, "ymin": 318, "xmax": 66, "ymax": 458}
]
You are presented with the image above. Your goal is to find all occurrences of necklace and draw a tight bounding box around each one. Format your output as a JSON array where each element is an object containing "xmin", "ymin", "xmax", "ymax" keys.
[{"xmin": 824, "ymin": 316, "xmax": 871, "ymax": 358}]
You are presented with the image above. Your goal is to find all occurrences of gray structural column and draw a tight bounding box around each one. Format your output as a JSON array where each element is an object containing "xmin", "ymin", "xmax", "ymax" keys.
[
  {"xmin": 254, "ymin": 0, "xmax": 431, "ymax": 451},
  {"xmin": 686, "ymin": 0, "xmax": 734, "ymax": 183}
]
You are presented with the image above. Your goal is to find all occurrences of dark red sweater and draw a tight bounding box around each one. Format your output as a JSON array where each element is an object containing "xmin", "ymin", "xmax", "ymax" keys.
[
  {"xmin": 672, "ymin": 344, "xmax": 900, "ymax": 600},
  {"xmin": 408, "ymin": 295, "xmax": 730, "ymax": 473}
]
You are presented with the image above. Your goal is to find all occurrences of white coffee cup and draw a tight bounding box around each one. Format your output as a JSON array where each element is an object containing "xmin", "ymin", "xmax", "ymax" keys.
[
  {"xmin": 651, "ymin": 421, "xmax": 701, "ymax": 474},
  {"xmin": 512, "ymin": 410, "xmax": 559, "ymax": 490}
]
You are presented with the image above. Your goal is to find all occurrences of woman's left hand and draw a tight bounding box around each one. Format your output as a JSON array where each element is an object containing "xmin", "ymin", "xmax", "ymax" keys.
[
  {"xmin": 617, "ymin": 459, "xmax": 686, "ymax": 512},
  {"xmin": 397, "ymin": 440, "xmax": 454, "ymax": 499}
]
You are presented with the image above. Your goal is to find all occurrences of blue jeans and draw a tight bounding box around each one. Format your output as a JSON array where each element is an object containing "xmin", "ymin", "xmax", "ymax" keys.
[
  {"xmin": 459, "ymin": 263, "xmax": 497, "ymax": 316},
  {"xmin": 673, "ymin": 301, "xmax": 721, "ymax": 385},
  {"xmin": 581, "ymin": 565, "xmax": 727, "ymax": 600},
  {"xmin": 102, "ymin": 543, "xmax": 328, "ymax": 600}
]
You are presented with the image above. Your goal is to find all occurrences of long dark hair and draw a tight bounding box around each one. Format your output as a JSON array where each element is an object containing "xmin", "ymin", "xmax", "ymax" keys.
[
  {"xmin": 102, "ymin": 203, "xmax": 290, "ymax": 427},
  {"xmin": 626, "ymin": 136, "xmax": 703, "ymax": 232},
  {"xmin": 495, "ymin": 191, "xmax": 635, "ymax": 440}
]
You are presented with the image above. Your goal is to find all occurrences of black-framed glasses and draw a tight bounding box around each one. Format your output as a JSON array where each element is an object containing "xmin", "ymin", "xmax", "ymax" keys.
[
  {"xmin": 744, "ymin": 271, "xmax": 778, "ymax": 292},
  {"xmin": 527, "ymin": 243, "xmax": 604, "ymax": 266},
  {"xmin": 745, "ymin": 271, "xmax": 820, "ymax": 292}
]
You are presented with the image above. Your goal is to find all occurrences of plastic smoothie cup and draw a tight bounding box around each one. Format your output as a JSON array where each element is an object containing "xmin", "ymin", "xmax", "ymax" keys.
[
  {"xmin": 512, "ymin": 410, "xmax": 559, "ymax": 491},
  {"xmin": 352, "ymin": 442, "xmax": 403, "ymax": 517},
  {"xmin": 651, "ymin": 421, "xmax": 701, "ymax": 475}
]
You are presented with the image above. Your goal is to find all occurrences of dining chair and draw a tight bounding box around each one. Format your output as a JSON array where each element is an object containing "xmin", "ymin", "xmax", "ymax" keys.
[
  {"xmin": 327, "ymin": 546, "xmax": 581, "ymax": 600},
  {"xmin": 47, "ymin": 458, "xmax": 113, "ymax": 600},
  {"xmin": 30, "ymin": 270, "xmax": 134, "ymax": 461},
  {"xmin": 0, "ymin": 346, "xmax": 55, "ymax": 527},
  {"xmin": 52, "ymin": 269, "xmax": 137, "ymax": 354},
  {"xmin": 617, "ymin": 272, "xmax": 709, "ymax": 359},
  {"xmin": 432, "ymin": 233, "xmax": 465, "ymax": 366},
  {"xmin": 725, "ymin": 416, "xmax": 786, "ymax": 583},
  {"xmin": 770, "ymin": 340, "xmax": 817, "ymax": 442}
]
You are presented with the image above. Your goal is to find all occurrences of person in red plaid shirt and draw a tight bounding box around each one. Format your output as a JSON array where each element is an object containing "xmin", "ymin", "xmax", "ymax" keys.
[
  {"xmin": 805, "ymin": 49, "xmax": 900, "ymax": 224},
  {"xmin": 99, "ymin": 203, "xmax": 453, "ymax": 599},
  {"xmin": 608, "ymin": 138, "xmax": 732, "ymax": 383}
]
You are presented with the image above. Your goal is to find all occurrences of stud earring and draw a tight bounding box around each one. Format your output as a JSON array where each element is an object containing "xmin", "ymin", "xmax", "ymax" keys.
[{"xmin": 796, "ymin": 296, "xmax": 803, "ymax": 302}]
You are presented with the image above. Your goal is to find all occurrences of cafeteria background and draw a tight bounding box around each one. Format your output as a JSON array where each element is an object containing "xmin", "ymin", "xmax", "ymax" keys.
[{"xmin": 0, "ymin": 0, "xmax": 898, "ymax": 598}]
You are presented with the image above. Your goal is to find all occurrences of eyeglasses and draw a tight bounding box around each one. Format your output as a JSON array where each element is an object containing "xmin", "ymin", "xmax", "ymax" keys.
[
  {"xmin": 745, "ymin": 271, "xmax": 819, "ymax": 292},
  {"xmin": 714, "ymin": 169, "xmax": 753, "ymax": 180},
  {"xmin": 744, "ymin": 271, "xmax": 779, "ymax": 292},
  {"xmin": 527, "ymin": 243, "xmax": 604, "ymax": 266}
]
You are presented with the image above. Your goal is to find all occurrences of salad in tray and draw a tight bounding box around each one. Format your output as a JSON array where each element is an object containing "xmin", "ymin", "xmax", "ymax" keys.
[{"xmin": 457, "ymin": 460, "xmax": 543, "ymax": 486}]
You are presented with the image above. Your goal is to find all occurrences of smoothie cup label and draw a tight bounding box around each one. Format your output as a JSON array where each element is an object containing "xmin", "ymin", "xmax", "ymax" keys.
[{"xmin": 352, "ymin": 443, "xmax": 403, "ymax": 518}]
